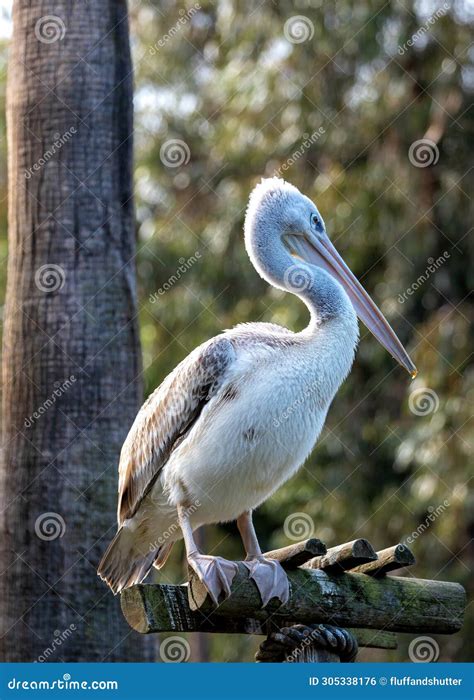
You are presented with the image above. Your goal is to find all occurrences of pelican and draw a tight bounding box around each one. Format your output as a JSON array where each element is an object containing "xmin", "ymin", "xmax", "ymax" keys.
[{"xmin": 98, "ymin": 178, "xmax": 416, "ymax": 606}]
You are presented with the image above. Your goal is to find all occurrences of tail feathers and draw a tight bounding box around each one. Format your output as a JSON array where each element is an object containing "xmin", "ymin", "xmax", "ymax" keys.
[
  {"xmin": 98, "ymin": 526, "xmax": 167, "ymax": 595},
  {"xmin": 153, "ymin": 541, "xmax": 174, "ymax": 570}
]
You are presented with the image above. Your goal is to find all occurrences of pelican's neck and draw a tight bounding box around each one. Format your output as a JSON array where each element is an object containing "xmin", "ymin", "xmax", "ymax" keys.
[
  {"xmin": 298, "ymin": 265, "xmax": 358, "ymax": 337},
  {"xmin": 292, "ymin": 269, "xmax": 360, "ymax": 403},
  {"xmin": 247, "ymin": 231, "xmax": 357, "ymax": 341}
]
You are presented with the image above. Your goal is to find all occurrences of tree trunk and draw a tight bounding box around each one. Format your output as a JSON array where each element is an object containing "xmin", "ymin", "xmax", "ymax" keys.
[{"xmin": 0, "ymin": 0, "xmax": 153, "ymax": 661}]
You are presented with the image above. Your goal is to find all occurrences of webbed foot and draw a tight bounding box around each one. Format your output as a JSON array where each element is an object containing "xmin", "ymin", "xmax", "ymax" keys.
[
  {"xmin": 243, "ymin": 555, "xmax": 290, "ymax": 607},
  {"xmin": 187, "ymin": 552, "xmax": 239, "ymax": 605}
]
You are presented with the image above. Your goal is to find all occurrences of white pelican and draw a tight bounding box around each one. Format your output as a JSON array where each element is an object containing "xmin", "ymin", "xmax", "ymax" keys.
[{"xmin": 98, "ymin": 178, "xmax": 416, "ymax": 606}]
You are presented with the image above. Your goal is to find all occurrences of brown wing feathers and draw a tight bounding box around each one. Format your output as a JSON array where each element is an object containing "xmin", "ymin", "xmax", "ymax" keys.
[{"xmin": 116, "ymin": 337, "xmax": 235, "ymax": 524}]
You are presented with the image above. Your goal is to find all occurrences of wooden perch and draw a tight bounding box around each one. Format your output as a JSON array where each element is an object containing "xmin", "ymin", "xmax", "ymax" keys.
[
  {"xmin": 187, "ymin": 564, "xmax": 464, "ymax": 633},
  {"xmin": 122, "ymin": 563, "xmax": 465, "ymax": 636},
  {"xmin": 120, "ymin": 583, "xmax": 398, "ymax": 649},
  {"xmin": 350, "ymin": 544, "xmax": 415, "ymax": 577},
  {"xmin": 121, "ymin": 583, "xmax": 263, "ymax": 635},
  {"xmin": 303, "ymin": 538, "xmax": 377, "ymax": 573},
  {"xmin": 120, "ymin": 537, "xmax": 466, "ymax": 664},
  {"xmin": 264, "ymin": 538, "xmax": 326, "ymax": 568}
]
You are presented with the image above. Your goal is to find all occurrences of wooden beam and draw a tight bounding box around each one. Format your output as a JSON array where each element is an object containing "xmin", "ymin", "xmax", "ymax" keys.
[
  {"xmin": 120, "ymin": 584, "xmax": 263, "ymax": 635},
  {"xmin": 264, "ymin": 538, "xmax": 326, "ymax": 568},
  {"xmin": 187, "ymin": 564, "xmax": 465, "ymax": 634},
  {"xmin": 346, "ymin": 628, "xmax": 397, "ymax": 650},
  {"xmin": 122, "ymin": 565, "xmax": 466, "ymax": 636},
  {"xmin": 303, "ymin": 539, "xmax": 377, "ymax": 573},
  {"xmin": 351, "ymin": 544, "xmax": 415, "ymax": 576},
  {"xmin": 120, "ymin": 583, "xmax": 398, "ymax": 649}
]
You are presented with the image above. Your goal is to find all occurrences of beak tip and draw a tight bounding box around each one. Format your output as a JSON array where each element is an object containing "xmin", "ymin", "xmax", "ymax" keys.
[{"xmin": 410, "ymin": 367, "xmax": 418, "ymax": 379}]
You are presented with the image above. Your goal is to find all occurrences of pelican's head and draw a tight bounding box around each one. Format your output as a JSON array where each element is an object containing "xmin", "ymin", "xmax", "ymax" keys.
[{"xmin": 245, "ymin": 177, "xmax": 416, "ymax": 377}]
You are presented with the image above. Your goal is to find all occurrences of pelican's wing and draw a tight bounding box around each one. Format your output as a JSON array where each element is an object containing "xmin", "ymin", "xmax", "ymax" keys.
[{"xmin": 117, "ymin": 336, "xmax": 236, "ymax": 524}]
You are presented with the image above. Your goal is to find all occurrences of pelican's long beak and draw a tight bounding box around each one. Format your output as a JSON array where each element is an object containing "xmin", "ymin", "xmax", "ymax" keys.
[{"xmin": 292, "ymin": 232, "xmax": 417, "ymax": 377}]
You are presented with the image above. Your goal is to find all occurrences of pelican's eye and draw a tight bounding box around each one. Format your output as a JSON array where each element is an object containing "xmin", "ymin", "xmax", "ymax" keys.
[{"xmin": 311, "ymin": 213, "xmax": 320, "ymax": 229}]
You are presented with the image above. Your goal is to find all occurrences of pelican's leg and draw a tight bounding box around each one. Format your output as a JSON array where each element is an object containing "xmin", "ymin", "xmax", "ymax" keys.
[
  {"xmin": 237, "ymin": 510, "xmax": 290, "ymax": 607},
  {"xmin": 177, "ymin": 503, "xmax": 238, "ymax": 606}
]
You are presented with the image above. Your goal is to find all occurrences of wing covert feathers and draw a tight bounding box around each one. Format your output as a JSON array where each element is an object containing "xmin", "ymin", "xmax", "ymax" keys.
[{"xmin": 117, "ymin": 337, "xmax": 235, "ymax": 524}]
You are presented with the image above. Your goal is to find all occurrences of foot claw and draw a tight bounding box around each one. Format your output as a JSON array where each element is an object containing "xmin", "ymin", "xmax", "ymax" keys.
[
  {"xmin": 243, "ymin": 556, "xmax": 290, "ymax": 607},
  {"xmin": 188, "ymin": 553, "xmax": 239, "ymax": 605}
]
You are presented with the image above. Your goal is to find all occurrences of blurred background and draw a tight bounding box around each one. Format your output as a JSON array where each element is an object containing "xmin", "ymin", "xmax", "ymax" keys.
[{"xmin": 0, "ymin": 0, "xmax": 472, "ymax": 662}]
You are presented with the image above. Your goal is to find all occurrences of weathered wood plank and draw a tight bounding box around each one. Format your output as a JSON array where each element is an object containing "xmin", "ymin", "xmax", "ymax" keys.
[
  {"xmin": 188, "ymin": 564, "xmax": 465, "ymax": 634},
  {"xmin": 303, "ymin": 539, "xmax": 377, "ymax": 573},
  {"xmin": 346, "ymin": 628, "xmax": 397, "ymax": 650},
  {"xmin": 264, "ymin": 539, "xmax": 326, "ymax": 568},
  {"xmin": 121, "ymin": 584, "xmax": 398, "ymax": 649},
  {"xmin": 351, "ymin": 544, "xmax": 415, "ymax": 576}
]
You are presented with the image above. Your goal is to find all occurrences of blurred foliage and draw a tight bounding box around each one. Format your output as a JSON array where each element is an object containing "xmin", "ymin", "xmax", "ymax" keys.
[{"xmin": 1, "ymin": 0, "xmax": 473, "ymax": 662}]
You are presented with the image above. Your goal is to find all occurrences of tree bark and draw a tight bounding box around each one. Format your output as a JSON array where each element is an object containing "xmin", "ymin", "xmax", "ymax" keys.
[{"xmin": 0, "ymin": 0, "xmax": 153, "ymax": 661}]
